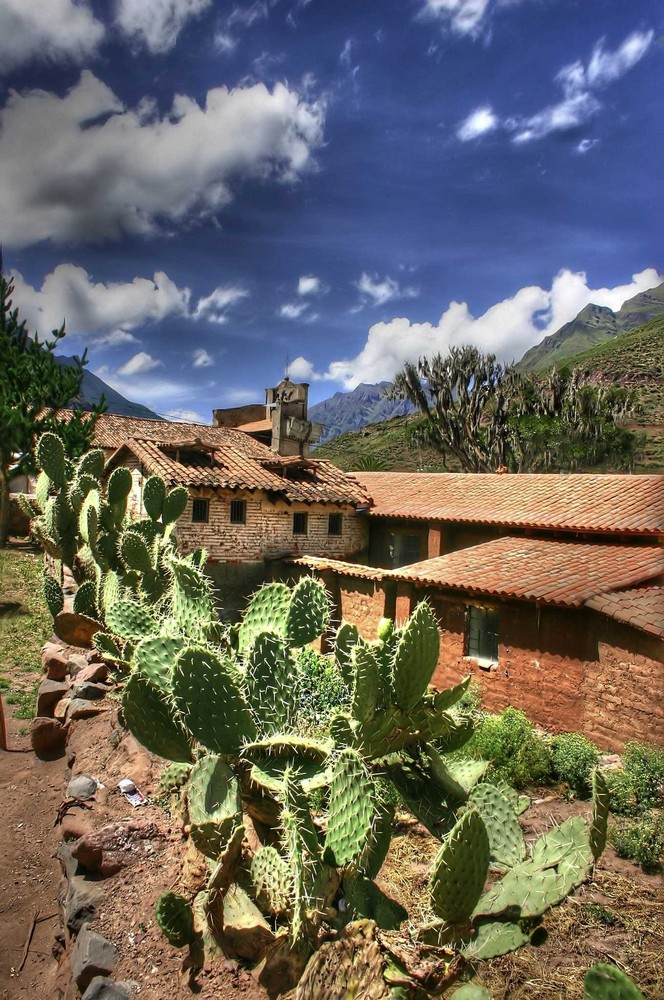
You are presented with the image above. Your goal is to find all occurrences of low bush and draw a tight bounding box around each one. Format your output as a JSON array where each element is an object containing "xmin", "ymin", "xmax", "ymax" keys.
[
  {"xmin": 295, "ymin": 647, "xmax": 349, "ymax": 736},
  {"xmin": 621, "ymin": 742, "xmax": 664, "ymax": 810},
  {"xmin": 551, "ymin": 732, "xmax": 599, "ymax": 797},
  {"xmin": 610, "ymin": 811, "xmax": 664, "ymax": 873},
  {"xmin": 464, "ymin": 707, "xmax": 553, "ymax": 788}
]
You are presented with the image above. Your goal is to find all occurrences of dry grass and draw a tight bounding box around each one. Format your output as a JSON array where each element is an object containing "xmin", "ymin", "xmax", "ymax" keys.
[{"xmin": 378, "ymin": 819, "xmax": 663, "ymax": 999}]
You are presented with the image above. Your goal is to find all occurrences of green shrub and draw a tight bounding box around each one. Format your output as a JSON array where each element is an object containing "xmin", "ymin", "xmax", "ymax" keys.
[
  {"xmin": 621, "ymin": 742, "xmax": 664, "ymax": 809},
  {"xmin": 610, "ymin": 811, "xmax": 664, "ymax": 873},
  {"xmin": 295, "ymin": 647, "xmax": 349, "ymax": 736},
  {"xmin": 550, "ymin": 732, "xmax": 599, "ymax": 797},
  {"xmin": 464, "ymin": 707, "xmax": 553, "ymax": 789},
  {"xmin": 605, "ymin": 769, "xmax": 640, "ymax": 817},
  {"xmin": 456, "ymin": 678, "xmax": 483, "ymax": 715}
]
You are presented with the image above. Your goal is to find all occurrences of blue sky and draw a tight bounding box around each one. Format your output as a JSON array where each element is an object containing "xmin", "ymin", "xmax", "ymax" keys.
[{"xmin": 1, "ymin": 0, "xmax": 661, "ymax": 421}]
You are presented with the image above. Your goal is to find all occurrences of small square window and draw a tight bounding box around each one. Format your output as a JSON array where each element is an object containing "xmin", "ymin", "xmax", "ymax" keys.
[
  {"xmin": 466, "ymin": 606, "xmax": 499, "ymax": 664},
  {"xmin": 293, "ymin": 512, "xmax": 308, "ymax": 535},
  {"xmin": 230, "ymin": 499, "xmax": 246, "ymax": 525},
  {"xmin": 328, "ymin": 513, "xmax": 342, "ymax": 536},
  {"xmin": 191, "ymin": 497, "xmax": 209, "ymax": 523}
]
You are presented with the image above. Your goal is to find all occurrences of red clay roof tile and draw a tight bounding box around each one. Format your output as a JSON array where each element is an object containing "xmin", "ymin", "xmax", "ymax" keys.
[
  {"xmin": 585, "ymin": 585, "xmax": 664, "ymax": 637},
  {"xmin": 350, "ymin": 471, "xmax": 664, "ymax": 536}
]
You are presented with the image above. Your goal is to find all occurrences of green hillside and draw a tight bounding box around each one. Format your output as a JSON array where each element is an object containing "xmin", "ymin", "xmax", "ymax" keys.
[
  {"xmin": 317, "ymin": 316, "xmax": 664, "ymax": 474},
  {"xmin": 517, "ymin": 281, "xmax": 664, "ymax": 372}
]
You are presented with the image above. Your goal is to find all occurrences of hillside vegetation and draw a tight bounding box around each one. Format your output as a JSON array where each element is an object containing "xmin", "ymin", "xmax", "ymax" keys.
[{"xmin": 317, "ymin": 316, "xmax": 664, "ymax": 474}]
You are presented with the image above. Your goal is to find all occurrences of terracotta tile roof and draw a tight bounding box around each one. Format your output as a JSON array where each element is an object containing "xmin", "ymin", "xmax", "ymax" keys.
[
  {"xmin": 350, "ymin": 472, "xmax": 664, "ymax": 537},
  {"xmin": 235, "ymin": 418, "xmax": 273, "ymax": 433},
  {"xmin": 585, "ymin": 585, "xmax": 664, "ymax": 638},
  {"xmin": 389, "ymin": 536, "xmax": 664, "ymax": 607},
  {"xmin": 287, "ymin": 556, "xmax": 386, "ymax": 581},
  {"xmin": 107, "ymin": 437, "xmax": 369, "ymax": 507}
]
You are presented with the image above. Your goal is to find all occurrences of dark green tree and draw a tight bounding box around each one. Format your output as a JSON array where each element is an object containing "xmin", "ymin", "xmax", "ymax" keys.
[
  {"xmin": 392, "ymin": 346, "xmax": 637, "ymax": 473},
  {"xmin": 0, "ymin": 257, "xmax": 104, "ymax": 546}
]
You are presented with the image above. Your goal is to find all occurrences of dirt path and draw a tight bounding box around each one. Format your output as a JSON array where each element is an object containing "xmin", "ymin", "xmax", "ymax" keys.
[{"xmin": 0, "ymin": 707, "xmax": 62, "ymax": 999}]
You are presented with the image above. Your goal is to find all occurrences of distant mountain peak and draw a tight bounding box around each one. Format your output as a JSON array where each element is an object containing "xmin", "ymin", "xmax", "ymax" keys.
[{"xmin": 56, "ymin": 355, "xmax": 160, "ymax": 420}]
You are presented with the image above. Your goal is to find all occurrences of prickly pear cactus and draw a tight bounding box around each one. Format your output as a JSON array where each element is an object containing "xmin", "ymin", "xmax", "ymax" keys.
[
  {"xmin": 391, "ymin": 601, "xmax": 439, "ymax": 710},
  {"xmin": 173, "ymin": 647, "xmax": 256, "ymax": 755},
  {"xmin": 251, "ymin": 846, "xmax": 292, "ymax": 916},
  {"xmin": 430, "ymin": 809, "xmax": 490, "ymax": 925},
  {"xmin": 324, "ymin": 749, "xmax": 375, "ymax": 868},
  {"xmin": 43, "ymin": 574, "xmax": 64, "ymax": 618},
  {"xmin": 584, "ymin": 963, "xmax": 645, "ymax": 999},
  {"xmin": 187, "ymin": 755, "xmax": 242, "ymax": 859},
  {"xmin": 589, "ymin": 769, "xmax": 610, "ymax": 862},
  {"xmin": 155, "ymin": 892, "xmax": 195, "ymax": 948}
]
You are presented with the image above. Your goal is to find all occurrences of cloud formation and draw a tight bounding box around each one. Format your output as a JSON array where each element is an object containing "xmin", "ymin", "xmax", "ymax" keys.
[
  {"xmin": 0, "ymin": 0, "xmax": 104, "ymax": 73},
  {"xmin": 193, "ymin": 286, "xmax": 249, "ymax": 323},
  {"xmin": 297, "ymin": 275, "xmax": 322, "ymax": 296},
  {"xmin": 355, "ymin": 273, "xmax": 419, "ymax": 308},
  {"xmin": 294, "ymin": 267, "xmax": 662, "ymax": 388},
  {"xmin": 115, "ymin": 0, "xmax": 213, "ymax": 54},
  {"xmin": 117, "ymin": 351, "xmax": 163, "ymax": 376},
  {"xmin": 0, "ymin": 71, "xmax": 325, "ymax": 247},
  {"xmin": 419, "ymin": 0, "xmax": 491, "ymax": 38},
  {"xmin": 192, "ymin": 348, "xmax": 214, "ymax": 367},
  {"xmin": 456, "ymin": 29, "xmax": 654, "ymax": 144},
  {"xmin": 11, "ymin": 264, "xmax": 191, "ymax": 346}
]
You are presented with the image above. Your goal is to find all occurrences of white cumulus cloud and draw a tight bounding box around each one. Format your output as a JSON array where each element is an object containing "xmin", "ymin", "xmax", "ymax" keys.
[
  {"xmin": 11, "ymin": 264, "xmax": 191, "ymax": 346},
  {"xmin": 355, "ymin": 273, "xmax": 419, "ymax": 308},
  {"xmin": 115, "ymin": 0, "xmax": 212, "ymax": 54},
  {"xmin": 418, "ymin": 0, "xmax": 492, "ymax": 37},
  {"xmin": 0, "ymin": 71, "xmax": 325, "ymax": 247},
  {"xmin": 279, "ymin": 301, "xmax": 308, "ymax": 320},
  {"xmin": 117, "ymin": 351, "xmax": 163, "ymax": 377},
  {"xmin": 193, "ymin": 286, "xmax": 249, "ymax": 323},
  {"xmin": 296, "ymin": 267, "xmax": 662, "ymax": 389},
  {"xmin": 457, "ymin": 28, "xmax": 654, "ymax": 145},
  {"xmin": 192, "ymin": 348, "xmax": 214, "ymax": 368},
  {"xmin": 0, "ymin": 0, "xmax": 105, "ymax": 73},
  {"xmin": 297, "ymin": 274, "xmax": 322, "ymax": 296},
  {"xmin": 456, "ymin": 106, "xmax": 498, "ymax": 142}
]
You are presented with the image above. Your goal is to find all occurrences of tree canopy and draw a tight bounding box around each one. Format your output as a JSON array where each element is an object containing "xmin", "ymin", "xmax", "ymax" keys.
[
  {"xmin": 0, "ymin": 258, "xmax": 104, "ymax": 546},
  {"xmin": 391, "ymin": 345, "xmax": 638, "ymax": 473}
]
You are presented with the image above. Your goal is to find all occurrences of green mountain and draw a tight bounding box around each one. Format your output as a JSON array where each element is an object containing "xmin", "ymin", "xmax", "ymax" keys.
[
  {"xmin": 517, "ymin": 280, "xmax": 664, "ymax": 371},
  {"xmin": 317, "ymin": 315, "xmax": 664, "ymax": 474}
]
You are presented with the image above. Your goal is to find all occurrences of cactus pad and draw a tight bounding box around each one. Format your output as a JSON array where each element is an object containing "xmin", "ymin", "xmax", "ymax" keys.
[
  {"xmin": 430, "ymin": 809, "xmax": 490, "ymax": 925},
  {"xmin": 155, "ymin": 892, "xmax": 195, "ymax": 948},
  {"xmin": 391, "ymin": 601, "xmax": 440, "ymax": 710},
  {"xmin": 334, "ymin": 621, "xmax": 360, "ymax": 684},
  {"xmin": 467, "ymin": 783, "xmax": 526, "ymax": 868},
  {"xmin": 350, "ymin": 644, "xmax": 381, "ymax": 724},
  {"xmin": 324, "ymin": 749, "xmax": 375, "ymax": 867},
  {"xmin": 122, "ymin": 672, "xmax": 192, "ymax": 762},
  {"xmin": 37, "ymin": 432, "xmax": 67, "ymax": 486},
  {"xmin": 162, "ymin": 485, "xmax": 189, "ymax": 524},
  {"xmin": 106, "ymin": 600, "xmax": 159, "ymax": 641},
  {"xmin": 76, "ymin": 448, "xmax": 105, "ymax": 480},
  {"xmin": 589, "ymin": 769, "xmax": 610, "ymax": 862},
  {"xmin": 120, "ymin": 530, "xmax": 154, "ymax": 573},
  {"xmin": 187, "ymin": 754, "xmax": 242, "ymax": 858},
  {"xmin": 238, "ymin": 583, "xmax": 291, "ymax": 653},
  {"xmin": 173, "ymin": 647, "xmax": 256, "ymax": 755},
  {"xmin": 43, "ymin": 574, "xmax": 64, "ymax": 618},
  {"xmin": 159, "ymin": 761, "xmax": 192, "ymax": 794},
  {"xmin": 134, "ymin": 634, "xmax": 186, "ymax": 694},
  {"xmin": 107, "ymin": 466, "xmax": 133, "ymax": 506},
  {"xmin": 284, "ymin": 576, "xmax": 330, "ymax": 647},
  {"xmin": 142, "ymin": 476, "xmax": 166, "ymax": 520},
  {"xmin": 245, "ymin": 631, "xmax": 297, "ymax": 735},
  {"xmin": 251, "ymin": 846, "xmax": 292, "ymax": 916},
  {"xmin": 462, "ymin": 920, "xmax": 530, "ymax": 960},
  {"xmin": 583, "ymin": 963, "xmax": 646, "ymax": 999},
  {"xmin": 344, "ymin": 874, "xmax": 407, "ymax": 930}
]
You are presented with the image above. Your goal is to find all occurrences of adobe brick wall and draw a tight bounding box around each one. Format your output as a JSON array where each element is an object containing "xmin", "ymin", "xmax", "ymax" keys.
[
  {"xmin": 122, "ymin": 460, "xmax": 368, "ymax": 563},
  {"xmin": 301, "ymin": 567, "xmax": 664, "ymax": 752}
]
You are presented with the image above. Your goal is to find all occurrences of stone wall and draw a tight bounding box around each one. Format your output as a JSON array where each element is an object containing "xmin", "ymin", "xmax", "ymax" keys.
[
  {"xmin": 299, "ymin": 566, "xmax": 664, "ymax": 751},
  {"xmin": 120, "ymin": 459, "xmax": 369, "ymax": 563}
]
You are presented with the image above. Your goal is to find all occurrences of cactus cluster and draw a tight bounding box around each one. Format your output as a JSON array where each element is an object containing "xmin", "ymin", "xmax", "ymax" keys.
[
  {"xmin": 20, "ymin": 432, "xmax": 192, "ymax": 635},
  {"xmin": 23, "ymin": 434, "xmax": 615, "ymax": 998}
]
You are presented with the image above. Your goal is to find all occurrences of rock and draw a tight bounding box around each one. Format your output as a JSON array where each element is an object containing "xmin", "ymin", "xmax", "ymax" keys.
[
  {"xmin": 68, "ymin": 653, "xmax": 91, "ymax": 678},
  {"xmin": 86, "ymin": 648, "xmax": 106, "ymax": 665},
  {"xmin": 54, "ymin": 698, "xmax": 71, "ymax": 721},
  {"xmin": 66, "ymin": 699, "xmax": 109, "ymax": 722},
  {"xmin": 71, "ymin": 681, "xmax": 110, "ymax": 701},
  {"xmin": 66, "ymin": 774, "xmax": 98, "ymax": 801},
  {"xmin": 71, "ymin": 820, "xmax": 162, "ymax": 877},
  {"xmin": 42, "ymin": 648, "xmax": 69, "ymax": 681},
  {"xmin": 70, "ymin": 925, "xmax": 118, "ymax": 989},
  {"xmin": 37, "ymin": 678, "xmax": 70, "ymax": 717},
  {"xmin": 60, "ymin": 813, "xmax": 95, "ymax": 842},
  {"xmin": 53, "ymin": 611, "xmax": 101, "ymax": 648},
  {"xmin": 65, "ymin": 878, "xmax": 104, "ymax": 932},
  {"xmin": 56, "ymin": 842, "xmax": 79, "ymax": 880},
  {"xmin": 30, "ymin": 716, "xmax": 67, "ymax": 754},
  {"xmin": 81, "ymin": 978, "xmax": 131, "ymax": 1000},
  {"xmin": 75, "ymin": 662, "xmax": 109, "ymax": 684}
]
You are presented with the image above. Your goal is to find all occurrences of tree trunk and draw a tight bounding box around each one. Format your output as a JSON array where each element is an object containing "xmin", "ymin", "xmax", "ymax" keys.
[{"xmin": 0, "ymin": 468, "xmax": 10, "ymax": 549}]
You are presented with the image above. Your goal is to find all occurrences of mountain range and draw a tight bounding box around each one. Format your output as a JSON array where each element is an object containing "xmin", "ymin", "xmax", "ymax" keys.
[{"xmin": 56, "ymin": 280, "xmax": 664, "ymax": 441}]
